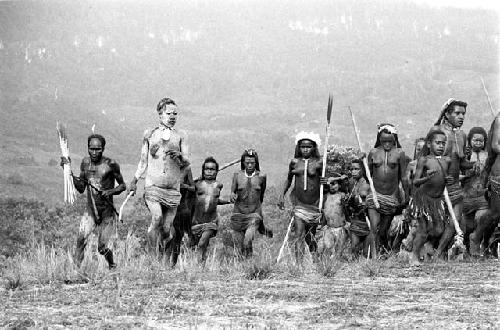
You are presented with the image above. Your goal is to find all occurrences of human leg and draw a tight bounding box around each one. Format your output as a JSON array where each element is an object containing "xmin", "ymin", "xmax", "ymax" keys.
[
  {"xmin": 367, "ymin": 208, "xmax": 381, "ymax": 259},
  {"xmin": 243, "ymin": 224, "xmax": 258, "ymax": 258},
  {"xmin": 96, "ymin": 216, "xmax": 117, "ymax": 269},
  {"xmin": 75, "ymin": 212, "xmax": 96, "ymax": 266},
  {"xmin": 145, "ymin": 200, "xmax": 164, "ymax": 253},
  {"xmin": 198, "ymin": 229, "xmax": 216, "ymax": 263}
]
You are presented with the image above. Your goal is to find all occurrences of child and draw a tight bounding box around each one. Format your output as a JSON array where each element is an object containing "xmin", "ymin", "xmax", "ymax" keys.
[
  {"xmin": 345, "ymin": 159, "xmax": 371, "ymax": 258},
  {"xmin": 191, "ymin": 157, "xmax": 231, "ymax": 263},
  {"xmin": 317, "ymin": 173, "xmax": 348, "ymax": 258},
  {"xmin": 410, "ymin": 129, "xmax": 453, "ymax": 265}
]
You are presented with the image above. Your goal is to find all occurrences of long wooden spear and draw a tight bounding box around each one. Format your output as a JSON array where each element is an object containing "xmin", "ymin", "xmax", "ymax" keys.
[
  {"xmin": 480, "ymin": 76, "xmax": 497, "ymax": 117},
  {"xmin": 443, "ymin": 187, "xmax": 465, "ymax": 252},
  {"xmin": 348, "ymin": 106, "xmax": 380, "ymax": 209},
  {"xmin": 319, "ymin": 94, "xmax": 333, "ymax": 211}
]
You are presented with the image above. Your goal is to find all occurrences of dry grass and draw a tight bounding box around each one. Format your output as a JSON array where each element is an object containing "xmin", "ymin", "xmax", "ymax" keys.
[{"xmin": 1, "ymin": 232, "xmax": 499, "ymax": 329}]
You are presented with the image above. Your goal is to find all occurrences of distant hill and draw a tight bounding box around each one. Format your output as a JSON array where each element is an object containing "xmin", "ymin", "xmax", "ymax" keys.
[{"xmin": 0, "ymin": 0, "xmax": 498, "ymax": 204}]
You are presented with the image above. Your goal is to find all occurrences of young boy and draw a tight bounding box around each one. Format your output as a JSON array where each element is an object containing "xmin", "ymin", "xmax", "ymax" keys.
[
  {"xmin": 317, "ymin": 173, "xmax": 348, "ymax": 258},
  {"xmin": 410, "ymin": 130, "xmax": 453, "ymax": 265},
  {"xmin": 191, "ymin": 157, "xmax": 231, "ymax": 263},
  {"xmin": 346, "ymin": 159, "xmax": 371, "ymax": 258}
]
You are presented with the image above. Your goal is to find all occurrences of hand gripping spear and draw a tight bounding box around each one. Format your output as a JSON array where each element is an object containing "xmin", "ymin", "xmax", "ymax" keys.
[
  {"xmin": 319, "ymin": 94, "xmax": 333, "ymax": 211},
  {"xmin": 348, "ymin": 106, "xmax": 380, "ymax": 209}
]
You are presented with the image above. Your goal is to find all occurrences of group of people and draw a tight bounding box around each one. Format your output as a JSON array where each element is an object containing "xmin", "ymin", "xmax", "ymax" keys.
[{"xmin": 62, "ymin": 97, "xmax": 500, "ymax": 269}]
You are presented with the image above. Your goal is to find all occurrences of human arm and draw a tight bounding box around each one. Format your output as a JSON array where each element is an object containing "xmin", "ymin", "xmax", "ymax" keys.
[
  {"xmin": 260, "ymin": 174, "xmax": 267, "ymax": 203},
  {"xmin": 166, "ymin": 130, "xmax": 190, "ymax": 168},
  {"xmin": 278, "ymin": 160, "xmax": 295, "ymax": 210},
  {"xmin": 413, "ymin": 157, "xmax": 437, "ymax": 187},
  {"xmin": 180, "ymin": 167, "xmax": 195, "ymax": 192},
  {"xmin": 398, "ymin": 150, "xmax": 409, "ymax": 200},
  {"xmin": 129, "ymin": 129, "xmax": 150, "ymax": 194},
  {"xmin": 230, "ymin": 173, "xmax": 238, "ymax": 203},
  {"xmin": 492, "ymin": 116, "xmax": 500, "ymax": 154},
  {"xmin": 73, "ymin": 160, "xmax": 87, "ymax": 194}
]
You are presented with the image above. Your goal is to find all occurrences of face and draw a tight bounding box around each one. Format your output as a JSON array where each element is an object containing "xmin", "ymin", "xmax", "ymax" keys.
[
  {"xmin": 379, "ymin": 132, "xmax": 395, "ymax": 151},
  {"xmin": 329, "ymin": 181, "xmax": 340, "ymax": 193},
  {"xmin": 243, "ymin": 156, "xmax": 256, "ymax": 173},
  {"xmin": 159, "ymin": 104, "xmax": 178, "ymax": 128},
  {"xmin": 299, "ymin": 140, "xmax": 314, "ymax": 158},
  {"xmin": 203, "ymin": 162, "xmax": 218, "ymax": 180},
  {"xmin": 88, "ymin": 138, "xmax": 104, "ymax": 163},
  {"xmin": 470, "ymin": 133, "xmax": 485, "ymax": 152},
  {"xmin": 415, "ymin": 141, "xmax": 425, "ymax": 156},
  {"xmin": 445, "ymin": 105, "xmax": 466, "ymax": 128},
  {"xmin": 350, "ymin": 163, "xmax": 362, "ymax": 179},
  {"xmin": 428, "ymin": 134, "xmax": 446, "ymax": 156}
]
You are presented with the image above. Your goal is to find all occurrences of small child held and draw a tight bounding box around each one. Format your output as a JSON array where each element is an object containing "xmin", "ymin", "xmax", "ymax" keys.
[
  {"xmin": 316, "ymin": 173, "xmax": 349, "ymax": 258},
  {"xmin": 409, "ymin": 130, "xmax": 453, "ymax": 265},
  {"xmin": 191, "ymin": 157, "xmax": 231, "ymax": 263}
]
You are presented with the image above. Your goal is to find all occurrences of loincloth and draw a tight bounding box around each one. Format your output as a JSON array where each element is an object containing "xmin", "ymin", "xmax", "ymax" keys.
[
  {"xmin": 293, "ymin": 205, "xmax": 322, "ymax": 225},
  {"xmin": 463, "ymin": 195, "xmax": 489, "ymax": 215},
  {"xmin": 446, "ymin": 182, "xmax": 463, "ymax": 205},
  {"xmin": 144, "ymin": 186, "xmax": 181, "ymax": 208},
  {"xmin": 409, "ymin": 187, "xmax": 447, "ymax": 224},
  {"xmin": 349, "ymin": 210, "xmax": 370, "ymax": 237},
  {"xmin": 191, "ymin": 222, "xmax": 218, "ymax": 239},
  {"xmin": 366, "ymin": 191, "xmax": 399, "ymax": 215},
  {"xmin": 230, "ymin": 212, "xmax": 262, "ymax": 232}
]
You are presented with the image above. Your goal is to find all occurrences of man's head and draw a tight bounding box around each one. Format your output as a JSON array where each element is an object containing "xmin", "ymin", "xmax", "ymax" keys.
[
  {"xmin": 240, "ymin": 148, "xmax": 260, "ymax": 173},
  {"xmin": 467, "ymin": 127, "xmax": 487, "ymax": 152},
  {"xmin": 374, "ymin": 123, "xmax": 401, "ymax": 151},
  {"xmin": 87, "ymin": 134, "xmax": 106, "ymax": 163},
  {"xmin": 202, "ymin": 156, "xmax": 219, "ymax": 180},
  {"xmin": 328, "ymin": 176, "xmax": 341, "ymax": 194},
  {"xmin": 426, "ymin": 130, "xmax": 447, "ymax": 156},
  {"xmin": 157, "ymin": 98, "xmax": 178, "ymax": 128},
  {"xmin": 435, "ymin": 98, "xmax": 467, "ymax": 127}
]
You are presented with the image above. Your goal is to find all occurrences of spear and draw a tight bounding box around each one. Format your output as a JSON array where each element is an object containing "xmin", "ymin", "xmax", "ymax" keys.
[
  {"xmin": 318, "ymin": 94, "xmax": 333, "ymax": 212},
  {"xmin": 480, "ymin": 76, "xmax": 497, "ymax": 117},
  {"xmin": 443, "ymin": 187, "xmax": 465, "ymax": 252},
  {"xmin": 348, "ymin": 106, "xmax": 380, "ymax": 209},
  {"xmin": 219, "ymin": 158, "xmax": 240, "ymax": 171}
]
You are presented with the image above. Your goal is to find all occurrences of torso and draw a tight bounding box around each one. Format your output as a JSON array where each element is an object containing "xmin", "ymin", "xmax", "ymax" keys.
[
  {"xmin": 193, "ymin": 180, "xmax": 222, "ymax": 224},
  {"xmin": 145, "ymin": 127, "xmax": 183, "ymax": 190},
  {"xmin": 290, "ymin": 158, "xmax": 322, "ymax": 207},
  {"xmin": 323, "ymin": 192, "xmax": 346, "ymax": 227},
  {"xmin": 463, "ymin": 151, "xmax": 488, "ymax": 197},
  {"xmin": 233, "ymin": 170, "xmax": 265, "ymax": 214},
  {"xmin": 421, "ymin": 156, "xmax": 449, "ymax": 198},
  {"xmin": 370, "ymin": 147, "xmax": 402, "ymax": 195},
  {"xmin": 433, "ymin": 125, "xmax": 466, "ymax": 179},
  {"xmin": 80, "ymin": 156, "xmax": 118, "ymax": 213}
]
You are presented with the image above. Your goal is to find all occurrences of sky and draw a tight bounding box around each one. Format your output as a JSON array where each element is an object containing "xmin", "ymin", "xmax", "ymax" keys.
[{"xmin": 412, "ymin": 0, "xmax": 500, "ymax": 11}]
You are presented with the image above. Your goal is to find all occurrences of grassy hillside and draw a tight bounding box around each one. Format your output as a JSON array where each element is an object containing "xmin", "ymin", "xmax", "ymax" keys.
[{"xmin": 0, "ymin": 0, "xmax": 498, "ymax": 204}]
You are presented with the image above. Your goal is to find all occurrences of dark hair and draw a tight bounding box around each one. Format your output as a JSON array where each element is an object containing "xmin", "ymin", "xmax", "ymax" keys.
[
  {"xmin": 413, "ymin": 137, "xmax": 426, "ymax": 160},
  {"xmin": 467, "ymin": 127, "xmax": 488, "ymax": 151},
  {"xmin": 434, "ymin": 99, "xmax": 467, "ymax": 126},
  {"xmin": 374, "ymin": 124, "xmax": 402, "ymax": 149},
  {"xmin": 157, "ymin": 98, "xmax": 177, "ymax": 113},
  {"xmin": 240, "ymin": 149, "xmax": 260, "ymax": 171},
  {"xmin": 201, "ymin": 156, "xmax": 219, "ymax": 179},
  {"xmin": 294, "ymin": 139, "xmax": 321, "ymax": 159},
  {"xmin": 88, "ymin": 134, "xmax": 106, "ymax": 148},
  {"xmin": 350, "ymin": 158, "xmax": 368, "ymax": 182}
]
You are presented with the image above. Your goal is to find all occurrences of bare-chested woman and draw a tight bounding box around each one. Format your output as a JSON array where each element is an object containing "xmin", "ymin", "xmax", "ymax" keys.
[
  {"xmin": 470, "ymin": 114, "xmax": 500, "ymax": 257},
  {"xmin": 410, "ymin": 130, "xmax": 452, "ymax": 265},
  {"xmin": 366, "ymin": 124, "xmax": 407, "ymax": 258},
  {"xmin": 278, "ymin": 132, "xmax": 325, "ymax": 263}
]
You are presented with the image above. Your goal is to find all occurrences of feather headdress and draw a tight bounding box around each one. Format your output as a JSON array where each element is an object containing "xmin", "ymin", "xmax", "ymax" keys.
[{"xmin": 295, "ymin": 131, "xmax": 321, "ymax": 147}]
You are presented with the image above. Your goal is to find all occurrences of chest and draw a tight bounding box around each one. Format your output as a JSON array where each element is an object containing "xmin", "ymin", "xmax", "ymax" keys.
[
  {"xmin": 236, "ymin": 174, "xmax": 262, "ymax": 191},
  {"xmin": 292, "ymin": 159, "xmax": 320, "ymax": 176},
  {"xmin": 150, "ymin": 129, "xmax": 181, "ymax": 151},
  {"xmin": 197, "ymin": 181, "xmax": 221, "ymax": 198},
  {"xmin": 84, "ymin": 162, "xmax": 113, "ymax": 189},
  {"xmin": 372, "ymin": 150, "xmax": 400, "ymax": 168}
]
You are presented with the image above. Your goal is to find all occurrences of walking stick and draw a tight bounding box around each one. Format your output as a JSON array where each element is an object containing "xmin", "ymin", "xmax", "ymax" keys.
[
  {"xmin": 443, "ymin": 187, "xmax": 465, "ymax": 251},
  {"xmin": 348, "ymin": 106, "xmax": 380, "ymax": 209},
  {"xmin": 480, "ymin": 76, "xmax": 497, "ymax": 117},
  {"xmin": 277, "ymin": 215, "xmax": 295, "ymax": 263},
  {"xmin": 319, "ymin": 94, "xmax": 333, "ymax": 212}
]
